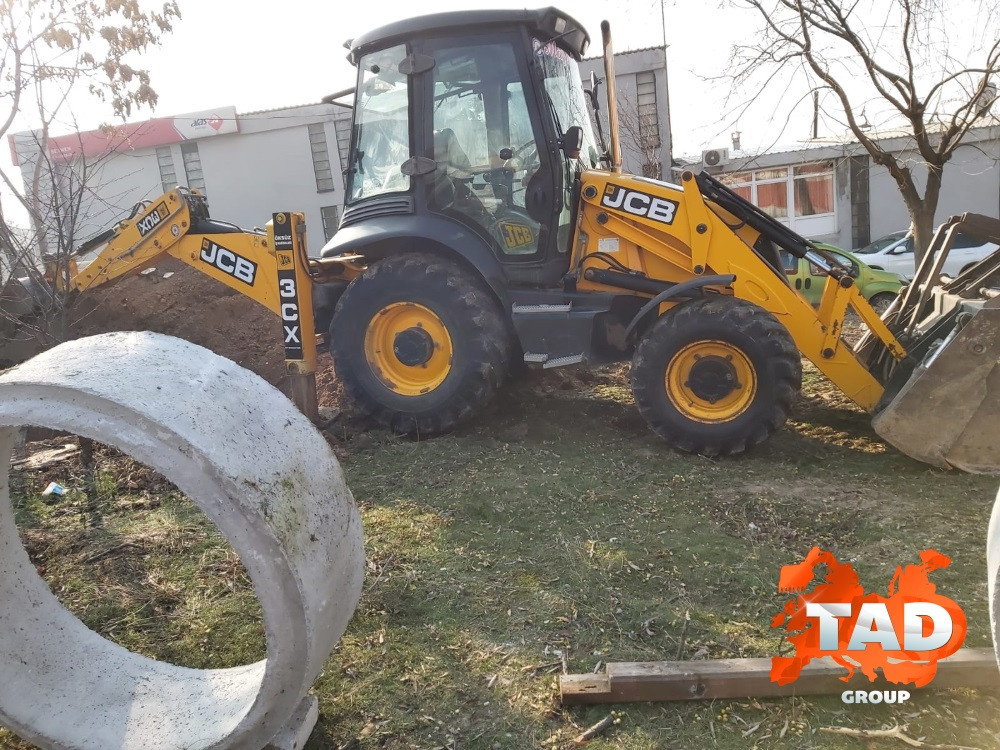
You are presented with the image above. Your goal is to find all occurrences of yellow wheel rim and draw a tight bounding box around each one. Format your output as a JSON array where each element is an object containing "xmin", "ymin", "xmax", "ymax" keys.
[
  {"xmin": 665, "ymin": 340, "xmax": 757, "ymax": 424},
  {"xmin": 364, "ymin": 302, "xmax": 453, "ymax": 396}
]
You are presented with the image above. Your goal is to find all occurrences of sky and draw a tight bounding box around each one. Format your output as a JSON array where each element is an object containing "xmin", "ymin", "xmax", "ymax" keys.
[
  {"xmin": 4, "ymin": 0, "xmax": 993, "ymax": 228},
  {"xmin": 7, "ymin": 0, "xmax": 799, "ymax": 162},
  {"xmin": 128, "ymin": 0, "xmax": 776, "ymax": 156}
]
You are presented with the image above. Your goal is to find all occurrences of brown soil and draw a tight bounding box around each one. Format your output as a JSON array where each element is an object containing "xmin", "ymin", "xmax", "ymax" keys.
[{"xmin": 68, "ymin": 258, "xmax": 342, "ymax": 407}]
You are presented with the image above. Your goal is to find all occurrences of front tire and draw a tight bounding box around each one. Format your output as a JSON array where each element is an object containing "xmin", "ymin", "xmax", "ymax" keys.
[
  {"xmin": 630, "ymin": 297, "xmax": 801, "ymax": 456},
  {"xmin": 331, "ymin": 253, "xmax": 510, "ymax": 435}
]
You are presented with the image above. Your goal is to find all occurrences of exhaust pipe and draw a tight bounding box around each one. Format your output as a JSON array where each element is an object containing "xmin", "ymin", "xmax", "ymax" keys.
[{"xmin": 601, "ymin": 21, "xmax": 623, "ymax": 174}]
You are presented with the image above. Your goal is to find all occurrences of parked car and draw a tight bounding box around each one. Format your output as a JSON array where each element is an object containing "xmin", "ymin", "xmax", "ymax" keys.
[
  {"xmin": 853, "ymin": 230, "xmax": 908, "ymax": 256},
  {"xmin": 854, "ymin": 232, "xmax": 999, "ymax": 281},
  {"xmin": 781, "ymin": 244, "xmax": 903, "ymax": 312}
]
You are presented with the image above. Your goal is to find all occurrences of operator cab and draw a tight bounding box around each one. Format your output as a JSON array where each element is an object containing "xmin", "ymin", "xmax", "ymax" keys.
[{"xmin": 330, "ymin": 8, "xmax": 601, "ymax": 286}]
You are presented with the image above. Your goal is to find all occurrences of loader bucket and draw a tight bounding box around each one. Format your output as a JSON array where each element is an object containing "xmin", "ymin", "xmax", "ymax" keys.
[{"xmin": 872, "ymin": 299, "xmax": 1000, "ymax": 473}]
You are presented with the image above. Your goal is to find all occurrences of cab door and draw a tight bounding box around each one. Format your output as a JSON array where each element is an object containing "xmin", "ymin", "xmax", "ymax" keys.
[{"xmin": 417, "ymin": 34, "xmax": 557, "ymax": 265}]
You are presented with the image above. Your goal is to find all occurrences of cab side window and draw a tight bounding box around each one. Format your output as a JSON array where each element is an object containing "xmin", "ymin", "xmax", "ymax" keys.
[{"xmin": 428, "ymin": 42, "xmax": 544, "ymax": 257}]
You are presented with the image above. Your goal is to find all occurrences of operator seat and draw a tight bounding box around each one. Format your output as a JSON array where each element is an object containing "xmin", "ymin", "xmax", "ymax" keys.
[{"xmin": 432, "ymin": 128, "xmax": 483, "ymax": 214}]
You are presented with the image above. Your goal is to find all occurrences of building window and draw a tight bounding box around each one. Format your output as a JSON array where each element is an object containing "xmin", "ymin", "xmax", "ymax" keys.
[
  {"xmin": 793, "ymin": 162, "xmax": 834, "ymax": 216},
  {"xmin": 308, "ymin": 123, "xmax": 336, "ymax": 193},
  {"xmin": 180, "ymin": 142, "xmax": 206, "ymax": 194},
  {"xmin": 320, "ymin": 205, "xmax": 340, "ymax": 241},
  {"xmin": 333, "ymin": 112, "xmax": 352, "ymax": 187},
  {"xmin": 632, "ymin": 71, "xmax": 661, "ymax": 178},
  {"xmin": 156, "ymin": 146, "xmax": 177, "ymax": 192},
  {"xmin": 722, "ymin": 161, "xmax": 835, "ymax": 234},
  {"xmin": 635, "ymin": 71, "xmax": 660, "ymax": 146}
]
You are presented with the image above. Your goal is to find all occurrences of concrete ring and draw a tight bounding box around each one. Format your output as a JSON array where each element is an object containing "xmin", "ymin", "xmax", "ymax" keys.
[{"xmin": 0, "ymin": 332, "xmax": 365, "ymax": 749}]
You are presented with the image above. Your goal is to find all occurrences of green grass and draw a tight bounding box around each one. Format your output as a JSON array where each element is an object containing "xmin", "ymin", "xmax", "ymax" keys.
[{"xmin": 5, "ymin": 362, "xmax": 1000, "ymax": 749}]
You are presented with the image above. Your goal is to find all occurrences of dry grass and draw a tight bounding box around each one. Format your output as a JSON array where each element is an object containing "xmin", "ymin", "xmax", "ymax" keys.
[{"xmin": 4, "ymin": 363, "xmax": 1000, "ymax": 750}]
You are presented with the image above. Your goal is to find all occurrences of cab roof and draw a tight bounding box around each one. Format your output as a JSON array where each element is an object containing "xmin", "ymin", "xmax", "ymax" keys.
[{"xmin": 346, "ymin": 7, "xmax": 590, "ymax": 63}]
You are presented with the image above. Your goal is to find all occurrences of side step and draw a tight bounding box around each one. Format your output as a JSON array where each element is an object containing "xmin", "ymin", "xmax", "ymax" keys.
[
  {"xmin": 511, "ymin": 297, "xmax": 607, "ymax": 370},
  {"xmin": 522, "ymin": 353, "xmax": 585, "ymax": 369},
  {"xmin": 512, "ymin": 303, "xmax": 574, "ymax": 314}
]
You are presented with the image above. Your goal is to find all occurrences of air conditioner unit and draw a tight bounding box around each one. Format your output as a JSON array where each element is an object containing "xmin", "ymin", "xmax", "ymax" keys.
[{"xmin": 702, "ymin": 148, "xmax": 730, "ymax": 168}]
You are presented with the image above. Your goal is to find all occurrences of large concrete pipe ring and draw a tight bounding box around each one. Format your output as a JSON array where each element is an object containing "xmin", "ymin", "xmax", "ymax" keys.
[{"xmin": 0, "ymin": 332, "xmax": 365, "ymax": 750}]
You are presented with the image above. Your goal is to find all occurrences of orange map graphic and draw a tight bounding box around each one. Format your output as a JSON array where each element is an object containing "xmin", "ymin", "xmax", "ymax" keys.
[{"xmin": 770, "ymin": 547, "xmax": 966, "ymax": 687}]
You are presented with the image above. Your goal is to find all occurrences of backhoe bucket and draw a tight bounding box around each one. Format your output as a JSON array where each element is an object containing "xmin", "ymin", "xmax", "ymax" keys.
[{"xmin": 872, "ymin": 299, "xmax": 1000, "ymax": 474}]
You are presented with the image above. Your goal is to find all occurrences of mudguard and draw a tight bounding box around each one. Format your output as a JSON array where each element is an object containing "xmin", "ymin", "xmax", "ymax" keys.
[{"xmin": 319, "ymin": 213, "xmax": 510, "ymax": 307}]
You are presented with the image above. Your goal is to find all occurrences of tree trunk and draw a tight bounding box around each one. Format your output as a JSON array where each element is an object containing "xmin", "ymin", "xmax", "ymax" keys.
[
  {"xmin": 909, "ymin": 205, "xmax": 937, "ymax": 268},
  {"xmin": 908, "ymin": 163, "xmax": 945, "ymax": 265}
]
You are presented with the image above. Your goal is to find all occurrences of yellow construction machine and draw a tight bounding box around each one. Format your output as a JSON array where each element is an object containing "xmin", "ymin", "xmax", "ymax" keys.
[{"xmin": 10, "ymin": 8, "xmax": 1000, "ymax": 472}]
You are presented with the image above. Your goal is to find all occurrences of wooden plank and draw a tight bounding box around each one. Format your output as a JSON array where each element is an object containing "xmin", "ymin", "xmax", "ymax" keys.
[
  {"xmin": 11, "ymin": 443, "xmax": 79, "ymax": 471},
  {"xmin": 560, "ymin": 647, "xmax": 1000, "ymax": 705}
]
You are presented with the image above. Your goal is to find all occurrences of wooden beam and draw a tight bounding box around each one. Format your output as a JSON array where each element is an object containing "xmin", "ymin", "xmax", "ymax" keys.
[{"xmin": 560, "ymin": 648, "xmax": 1000, "ymax": 705}]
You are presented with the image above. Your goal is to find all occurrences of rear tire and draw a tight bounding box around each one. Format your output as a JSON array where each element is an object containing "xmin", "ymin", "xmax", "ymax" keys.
[
  {"xmin": 630, "ymin": 297, "xmax": 801, "ymax": 456},
  {"xmin": 331, "ymin": 253, "xmax": 510, "ymax": 435}
]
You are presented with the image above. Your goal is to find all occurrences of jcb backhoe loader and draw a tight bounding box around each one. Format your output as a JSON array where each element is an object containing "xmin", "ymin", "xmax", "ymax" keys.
[
  {"xmin": 8, "ymin": 7, "xmax": 1000, "ymax": 473},
  {"xmin": 314, "ymin": 7, "xmax": 1000, "ymax": 472}
]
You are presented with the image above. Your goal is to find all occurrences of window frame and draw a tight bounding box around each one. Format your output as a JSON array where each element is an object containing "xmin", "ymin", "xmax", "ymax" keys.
[
  {"xmin": 307, "ymin": 122, "xmax": 337, "ymax": 193},
  {"xmin": 180, "ymin": 141, "xmax": 206, "ymax": 194},
  {"xmin": 722, "ymin": 160, "xmax": 836, "ymax": 234}
]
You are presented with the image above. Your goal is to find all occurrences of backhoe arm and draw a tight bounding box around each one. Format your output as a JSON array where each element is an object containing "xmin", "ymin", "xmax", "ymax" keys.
[{"xmin": 57, "ymin": 189, "xmax": 359, "ymax": 419}]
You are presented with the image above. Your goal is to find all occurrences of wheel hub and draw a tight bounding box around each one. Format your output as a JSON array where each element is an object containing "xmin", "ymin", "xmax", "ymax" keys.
[
  {"xmin": 364, "ymin": 302, "xmax": 454, "ymax": 396},
  {"xmin": 665, "ymin": 340, "xmax": 758, "ymax": 424},
  {"xmin": 393, "ymin": 327, "xmax": 434, "ymax": 367},
  {"xmin": 685, "ymin": 355, "xmax": 741, "ymax": 404}
]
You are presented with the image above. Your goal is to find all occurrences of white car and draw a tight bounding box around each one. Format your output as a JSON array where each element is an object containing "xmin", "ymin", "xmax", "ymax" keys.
[{"xmin": 854, "ymin": 232, "xmax": 999, "ymax": 281}]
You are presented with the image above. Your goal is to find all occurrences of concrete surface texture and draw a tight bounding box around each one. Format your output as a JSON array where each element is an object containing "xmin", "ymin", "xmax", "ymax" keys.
[{"xmin": 0, "ymin": 331, "xmax": 365, "ymax": 750}]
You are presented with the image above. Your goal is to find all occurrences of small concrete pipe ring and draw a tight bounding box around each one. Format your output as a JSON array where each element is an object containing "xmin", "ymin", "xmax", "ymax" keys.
[{"xmin": 0, "ymin": 332, "xmax": 365, "ymax": 750}]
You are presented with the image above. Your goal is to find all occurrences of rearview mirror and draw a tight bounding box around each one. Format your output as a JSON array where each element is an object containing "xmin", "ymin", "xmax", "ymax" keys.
[{"xmin": 560, "ymin": 125, "xmax": 583, "ymax": 160}]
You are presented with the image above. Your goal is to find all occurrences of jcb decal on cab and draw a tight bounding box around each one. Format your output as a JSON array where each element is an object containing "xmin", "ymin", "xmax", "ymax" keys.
[
  {"xmin": 601, "ymin": 184, "xmax": 678, "ymax": 225},
  {"xmin": 499, "ymin": 221, "xmax": 533, "ymax": 250},
  {"xmin": 136, "ymin": 202, "xmax": 169, "ymax": 236},
  {"xmin": 200, "ymin": 239, "xmax": 257, "ymax": 285}
]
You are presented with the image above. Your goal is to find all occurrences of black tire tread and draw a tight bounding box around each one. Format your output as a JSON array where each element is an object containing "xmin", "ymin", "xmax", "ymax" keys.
[
  {"xmin": 331, "ymin": 252, "xmax": 510, "ymax": 435},
  {"xmin": 630, "ymin": 297, "xmax": 801, "ymax": 456}
]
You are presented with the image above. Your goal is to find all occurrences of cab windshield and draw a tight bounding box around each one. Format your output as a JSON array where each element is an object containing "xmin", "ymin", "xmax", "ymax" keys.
[
  {"xmin": 533, "ymin": 39, "xmax": 600, "ymax": 170},
  {"xmin": 346, "ymin": 44, "xmax": 411, "ymax": 204}
]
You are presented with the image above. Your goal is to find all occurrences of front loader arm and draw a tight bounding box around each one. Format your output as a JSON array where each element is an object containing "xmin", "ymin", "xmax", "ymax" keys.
[{"xmin": 573, "ymin": 170, "xmax": 906, "ymax": 412}]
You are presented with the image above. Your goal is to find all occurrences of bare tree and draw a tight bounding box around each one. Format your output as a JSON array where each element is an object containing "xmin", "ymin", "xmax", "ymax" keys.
[
  {"xmin": 0, "ymin": 0, "xmax": 179, "ymax": 358},
  {"xmin": 728, "ymin": 0, "xmax": 1000, "ymax": 259}
]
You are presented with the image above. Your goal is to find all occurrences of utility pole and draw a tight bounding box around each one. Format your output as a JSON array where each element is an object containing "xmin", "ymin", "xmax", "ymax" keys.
[{"xmin": 659, "ymin": 0, "xmax": 675, "ymax": 173}]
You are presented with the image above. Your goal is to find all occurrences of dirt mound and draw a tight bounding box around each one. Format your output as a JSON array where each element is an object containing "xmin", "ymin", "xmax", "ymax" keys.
[{"xmin": 69, "ymin": 259, "xmax": 320, "ymax": 398}]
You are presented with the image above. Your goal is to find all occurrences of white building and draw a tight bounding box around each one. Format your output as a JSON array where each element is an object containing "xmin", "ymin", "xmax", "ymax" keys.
[
  {"xmin": 9, "ymin": 103, "xmax": 353, "ymax": 254},
  {"xmin": 579, "ymin": 46, "xmax": 673, "ymax": 179},
  {"xmin": 693, "ymin": 122, "xmax": 1000, "ymax": 250}
]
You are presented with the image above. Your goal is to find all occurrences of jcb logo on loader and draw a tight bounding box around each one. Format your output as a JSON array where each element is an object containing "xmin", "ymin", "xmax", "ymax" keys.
[
  {"xmin": 136, "ymin": 202, "xmax": 169, "ymax": 236},
  {"xmin": 200, "ymin": 239, "xmax": 258, "ymax": 285},
  {"xmin": 601, "ymin": 184, "xmax": 678, "ymax": 225}
]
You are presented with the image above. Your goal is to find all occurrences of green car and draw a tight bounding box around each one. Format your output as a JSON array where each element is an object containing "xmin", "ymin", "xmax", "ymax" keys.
[{"xmin": 781, "ymin": 243, "xmax": 902, "ymax": 313}]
